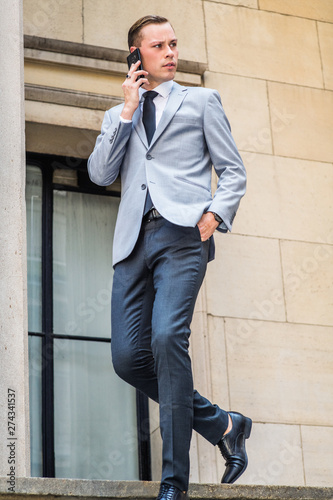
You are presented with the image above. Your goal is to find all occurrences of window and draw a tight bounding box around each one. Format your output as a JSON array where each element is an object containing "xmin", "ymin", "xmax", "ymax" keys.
[{"xmin": 26, "ymin": 153, "xmax": 151, "ymax": 480}]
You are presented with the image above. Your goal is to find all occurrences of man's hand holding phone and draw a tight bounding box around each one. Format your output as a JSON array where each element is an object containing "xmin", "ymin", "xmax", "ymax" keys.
[{"xmin": 121, "ymin": 51, "xmax": 148, "ymax": 121}]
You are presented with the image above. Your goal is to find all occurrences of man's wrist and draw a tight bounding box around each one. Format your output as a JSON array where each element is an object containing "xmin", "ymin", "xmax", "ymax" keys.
[
  {"xmin": 120, "ymin": 104, "xmax": 136, "ymax": 121},
  {"xmin": 208, "ymin": 212, "xmax": 223, "ymax": 225}
]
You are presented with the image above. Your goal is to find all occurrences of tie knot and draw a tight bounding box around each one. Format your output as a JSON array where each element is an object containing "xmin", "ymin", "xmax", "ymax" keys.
[{"xmin": 143, "ymin": 91, "xmax": 158, "ymax": 101}]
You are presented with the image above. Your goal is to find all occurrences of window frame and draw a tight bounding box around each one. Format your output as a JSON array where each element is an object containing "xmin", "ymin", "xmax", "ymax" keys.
[{"xmin": 26, "ymin": 152, "xmax": 151, "ymax": 480}]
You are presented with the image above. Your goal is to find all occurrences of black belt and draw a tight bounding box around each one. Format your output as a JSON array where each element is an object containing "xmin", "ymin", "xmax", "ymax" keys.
[{"xmin": 143, "ymin": 208, "xmax": 162, "ymax": 222}]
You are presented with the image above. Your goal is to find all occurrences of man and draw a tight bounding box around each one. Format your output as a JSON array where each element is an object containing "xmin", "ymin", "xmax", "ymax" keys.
[{"xmin": 88, "ymin": 15, "xmax": 251, "ymax": 500}]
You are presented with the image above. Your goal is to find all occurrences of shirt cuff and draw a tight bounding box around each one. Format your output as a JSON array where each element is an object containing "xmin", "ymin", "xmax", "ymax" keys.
[{"xmin": 120, "ymin": 115, "xmax": 132, "ymax": 124}]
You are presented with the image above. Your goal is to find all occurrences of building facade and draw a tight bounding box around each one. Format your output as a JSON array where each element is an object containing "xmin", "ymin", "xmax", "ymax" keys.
[{"xmin": 1, "ymin": 0, "xmax": 333, "ymax": 488}]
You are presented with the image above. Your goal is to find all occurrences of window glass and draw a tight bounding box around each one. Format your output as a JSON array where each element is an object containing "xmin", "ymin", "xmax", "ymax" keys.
[
  {"xmin": 53, "ymin": 338, "xmax": 139, "ymax": 479},
  {"xmin": 26, "ymin": 166, "xmax": 43, "ymax": 333},
  {"xmin": 28, "ymin": 335, "xmax": 43, "ymax": 477},
  {"xmin": 53, "ymin": 191, "xmax": 119, "ymax": 338}
]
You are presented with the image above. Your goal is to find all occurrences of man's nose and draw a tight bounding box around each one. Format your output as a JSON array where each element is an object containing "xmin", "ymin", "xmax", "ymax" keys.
[{"xmin": 165, "ymin": 46, "xmax": 173, "ymax": 57}]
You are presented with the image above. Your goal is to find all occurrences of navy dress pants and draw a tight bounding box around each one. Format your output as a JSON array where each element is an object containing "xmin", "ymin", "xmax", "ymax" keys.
[{"xmin": 111, "ymin": 217, "xmax": 229, "ymax": 491}]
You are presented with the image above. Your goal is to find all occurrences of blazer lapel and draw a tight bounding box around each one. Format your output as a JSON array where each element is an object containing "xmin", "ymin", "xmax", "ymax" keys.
[
  {"xmin": 132, "ymin": 104, "xmax": 148, "ymax": 148},
  {"xmin": 150, "ymin": 83, "xmax": 188, "ymax": 147}
]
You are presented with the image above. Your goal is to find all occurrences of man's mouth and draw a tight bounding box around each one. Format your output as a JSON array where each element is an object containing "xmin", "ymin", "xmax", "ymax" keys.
[{"xmin": 163, "ymin": 62, "xmax": 176, "ymax": 68}]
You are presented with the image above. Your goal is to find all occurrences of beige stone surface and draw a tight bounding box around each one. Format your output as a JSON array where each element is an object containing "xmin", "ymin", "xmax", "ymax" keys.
[
  {"xmin": 301, "ymin": 425, "xmax": 333, "ymax": 487},
  {"xmin": 26, "ymin": 122, "xmax": 98, "ymax": 159},
  {"xmin": 24, "ymin": 62, "xmax": 125, "ymax": 98},
  {"xmin": 318, "ymin": 22, "xmax": 333, "ymax": 91},
  {"xmin": 150, "ymin": 427, "xmax": 162, "ymax": 481},
  {"xmin": 224, "ymin": 319, "xmax": 333, "ymax": 425},
  {"xmin": 0, "ymin": 0, "xmax": 30, "ymax": 476},
  {"xmin": 207, "ymin": 316, "xmax": 230, "ymax": 409},
  {"xmin": 233, "ymin": 153, "xmax": 333, "ymax": 244},
  {"xmin": 209, "ymin": 0, "xmax": 258, "ymax": 7},
  {"xmin": 206, "ymin": 234, "xmax": 285, "ymax": 322},
  {"xmin": 190, "ymin": 294, "xmax": 220, "ymax": 483},
  {"xmin": 281, "ymin": 240, "xmax": 333, "ymax": 327},
  {"xmin": 204, "ymin": 3, "xmax": 323, "ymax": 88},
  {"xmin": 217, "ymin": 423, "xmax": 304, "ymax": 486},
  {"xmin": 191, "ymin": 434, "xmax": 218, "ymax": 483},
  {"xmin": 204, "ymin": 72, "xmax": 272, "ymax": 155},
  {"xmin": 83, "ymin": 0, "xmax": 207, "ymax": 63},
  {"xmin": 23, "ymin": 0, "xmax": 83, "ymax": 42},
  {"xmin": 25, "ymin": 100, "xmax": 104, "ymax": 130},
  {"xmin": 268, "ymin": 82, "xmax": 333, "ymax": 163},
  {"xmin": 259, "ymin": 0, "xmax": 333, "ymax": 23}
]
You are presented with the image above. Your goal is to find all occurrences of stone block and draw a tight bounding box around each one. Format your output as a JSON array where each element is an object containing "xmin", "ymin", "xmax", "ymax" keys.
[
  {"xmin": 23, "ymin": 0, "xmax": 83, "ymax": 42},
  {"xmin": 191, "ymin": 433, "xmax": 218, "ymax": 483},
  {"xmin": 259, "ymin": 0, "xmax": 333, "ymax": 23},
  {"xmin": 203, "ymin": 72, "xmax": 272, "ymax": 155},
  {"xmin": 83, "ymin": 0, "xmax": 207, "ymax": 63},
  {"xmin": 150, "ymin": 428, "xmax": 162, "ymax": 481},
  {"xmin": 268, "ymin": 82, "xmax": 333, "ymax": 163},
  {"xmin": 190, "ymin": 305, "xmax": 223, "ymax": 483},
  {"xmin": 302, "ymin": 425, "xmax": 333, "ymax": 487},
  {"xmin": 318, "ymin": 22, "xmax": 333, "ymax": 91},
  {"xmin": 191, "ymin": 310, "xmax": 212, "ymax": 398},
  {"xmin": 206, "ymin": 235, "xmax": 285, "ymax": 322},
  {"xmin": 206, "ymin": 316, "xmax": 230, "ymax": 409},
  {"xmin": 208, "ymin": 0, "xmax": 258, "ymax": 7},
  {"xmin": 233, "ymin": 153, "xmax": 333, "ymax": 244},
  {"xmin": 2, "ymin": 477, "xmax": 333, "ymax": 498},
  {"xmin": 26, "ymin": 122, "xmax": 98, "ymax": 159},
  {"xmin": 281, "ymin": 240, "xmax": 333, "ymax": 327},
  {"xmin": 24, "ymin": 62, "xmax": 125, "ymax": 98},
  {"xmin": 224, "ymin": 319, "xmax": 333, "ymax": 426},
  {"xmin": 25, "ymin": 101, "xmax": 104, "ymax": 131},
  {"xmin": 204, "ymin": 3, "xmax": 323, "ymax": 87},
  {"xmin": 149, "ymin": 400, "xmax": 160, "ymax": 435},
  {"xmin": 216, "ymin": 423, "xmax": 304, "ymax": 486}
]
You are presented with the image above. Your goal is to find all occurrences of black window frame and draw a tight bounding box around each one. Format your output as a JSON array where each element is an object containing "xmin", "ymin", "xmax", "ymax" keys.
[{"xmin": 26, "ymin": 152, "xmax": 151, "ymax": 480}]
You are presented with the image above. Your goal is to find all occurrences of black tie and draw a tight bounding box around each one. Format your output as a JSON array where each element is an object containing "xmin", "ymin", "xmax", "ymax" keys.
[
  {"xmin": 142, "ymin": 91, "xmax": 158, "ymax": 214},
  {"xmin": 142, "ymin": 91, "xmax": 158, "ymax": 145}
]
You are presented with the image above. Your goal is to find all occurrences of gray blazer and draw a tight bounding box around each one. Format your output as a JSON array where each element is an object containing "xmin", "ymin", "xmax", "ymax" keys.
[{"xmin": 88, "ymin": 82, "xmax": 246, "ymax": 266}]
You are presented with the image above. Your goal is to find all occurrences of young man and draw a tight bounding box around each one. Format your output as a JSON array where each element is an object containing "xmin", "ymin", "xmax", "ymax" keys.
[{"xmin": 88, "ymin": 15, "xmax": 251, "ymax": 500}]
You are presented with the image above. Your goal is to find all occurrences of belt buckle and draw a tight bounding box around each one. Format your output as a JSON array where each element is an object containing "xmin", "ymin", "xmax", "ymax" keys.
[{"xmin": 144, "ymin": 208, "xmax": 160, "ymax": 223}]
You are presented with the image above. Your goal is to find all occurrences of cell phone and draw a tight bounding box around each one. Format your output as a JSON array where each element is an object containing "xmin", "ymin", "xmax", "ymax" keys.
[{"xmin": 127, "ymin": 48, "xmax": 144, "ymax": 80}]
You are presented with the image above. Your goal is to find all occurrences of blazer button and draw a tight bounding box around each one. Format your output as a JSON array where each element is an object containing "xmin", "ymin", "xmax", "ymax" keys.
[
  {"xmin": 141, "ymin": 184, "xmax": 146, "ymax": 190},
  {"xmin": 146, "ymin": 153, "xmax": 152, "ymax": 160}
]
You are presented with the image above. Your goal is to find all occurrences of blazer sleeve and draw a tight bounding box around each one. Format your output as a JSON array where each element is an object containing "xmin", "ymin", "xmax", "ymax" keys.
[
  {"xmin": 203, "ymin": 90, "xmax": 247, "ymax": 232},
  {"xmin": 87, "ymin": 107, "xmax": 132, "ymax": 186}
]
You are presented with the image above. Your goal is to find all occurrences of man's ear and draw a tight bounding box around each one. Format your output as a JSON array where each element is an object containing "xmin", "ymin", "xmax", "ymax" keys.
[{"xmin": 130, "ymin": 46, "xmax": 137, "ymax": 53}]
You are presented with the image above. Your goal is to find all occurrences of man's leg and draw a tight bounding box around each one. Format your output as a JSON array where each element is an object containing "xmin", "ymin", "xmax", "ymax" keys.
[
  {"xmin": 144, "ymin": 219, "xmax": 226, "ymax": 491},
  {"xmin": 110, "ymin": 219, "xmax": 240, "ymax": 490}
]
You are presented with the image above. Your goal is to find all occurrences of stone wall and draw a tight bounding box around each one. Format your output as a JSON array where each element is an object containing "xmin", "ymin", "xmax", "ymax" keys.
[
  {"xmin": 0, "ymin": 0, "xmax": 30, "ymax": 479},
  {"xmin": 21, "ymin": 0, "xmax": 333, "ymax": 487}
]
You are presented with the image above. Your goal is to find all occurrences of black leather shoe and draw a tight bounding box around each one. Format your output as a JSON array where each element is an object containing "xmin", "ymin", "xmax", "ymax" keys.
[
  {"xmin": 156, "ymin": 484, "xmax": 189, "ymax": 500},
  {"xmin": 217, "ymin": 411, "xmax": 252, "ymax": 484}
]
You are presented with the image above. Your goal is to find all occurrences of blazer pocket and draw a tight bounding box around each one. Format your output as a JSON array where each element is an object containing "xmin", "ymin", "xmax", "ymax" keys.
[
  {"xmin": 174, "ymin": 175, "xmax": 211, "ymax": 194},
  {"xmin": 172, "ymin": 117, "xmax": 199, "ymax": 125}
]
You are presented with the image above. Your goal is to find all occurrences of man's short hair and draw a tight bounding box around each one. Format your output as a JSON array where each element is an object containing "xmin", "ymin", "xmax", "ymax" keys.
[{"xmin": 128, "ymin": 15, "xmax": 170, "ymax": 49}]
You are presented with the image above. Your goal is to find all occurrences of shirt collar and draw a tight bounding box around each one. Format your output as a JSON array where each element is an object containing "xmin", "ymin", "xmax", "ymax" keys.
[{"xmin": 139, "ymin": 80, "xmax": 174, "ymax": 100}]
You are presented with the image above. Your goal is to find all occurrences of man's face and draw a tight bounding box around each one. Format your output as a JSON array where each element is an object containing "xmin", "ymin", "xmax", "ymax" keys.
[{"xmin": 132, "ymin": 22, "xmax": 178, "ymax": 89}]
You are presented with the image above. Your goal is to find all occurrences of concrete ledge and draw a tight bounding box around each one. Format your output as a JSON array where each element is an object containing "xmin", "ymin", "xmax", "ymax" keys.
[
  {"xmin": 1, "ymin": 479, "xmax": 333, "ymax": 500},
  {"xmin": 25, "ymin": 84, "xmax": 123, "ymax": 111}
]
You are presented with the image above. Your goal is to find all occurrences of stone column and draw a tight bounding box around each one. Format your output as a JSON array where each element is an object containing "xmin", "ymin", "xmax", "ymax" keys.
[{"xmin": 0, "ymin": 0, "xmax": 30, "ymax": 482}]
